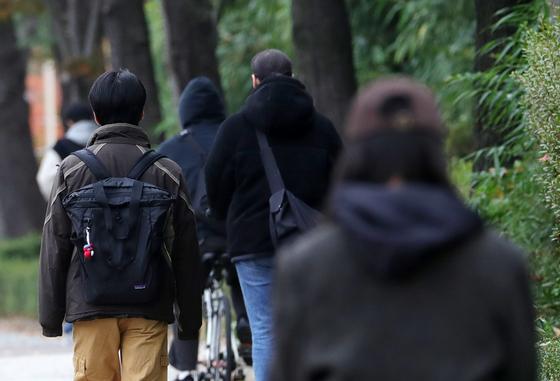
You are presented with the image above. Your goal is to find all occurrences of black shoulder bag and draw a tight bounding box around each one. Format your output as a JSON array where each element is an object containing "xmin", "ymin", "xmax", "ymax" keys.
[{"xmin": 255, "ymin": 129, "xmax": 323, "ymax": 248}]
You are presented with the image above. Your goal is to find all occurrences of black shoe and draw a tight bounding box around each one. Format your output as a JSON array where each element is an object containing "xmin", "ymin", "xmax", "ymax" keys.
[
  {"xmin": 236, "ymin": 316, "xmax": 252, "ymax": 344},
  {"xmin": 236, "ymin": 316, "xmax": 252, "ymax": 366}
]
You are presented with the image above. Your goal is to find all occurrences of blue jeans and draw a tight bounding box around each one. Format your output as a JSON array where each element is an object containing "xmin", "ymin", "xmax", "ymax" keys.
[{"xmin": 235, "ymin": 256, "xmax": 275, "ymax": 381}]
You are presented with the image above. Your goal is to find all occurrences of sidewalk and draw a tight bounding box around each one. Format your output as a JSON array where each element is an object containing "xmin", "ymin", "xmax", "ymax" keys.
[
  {"xmin": 0, "ymin": 318, "xmax": 73, "ymax": 381},
  {"xmin": 0, "ymin": 318, "xmax": 253, "ymax": 381}
]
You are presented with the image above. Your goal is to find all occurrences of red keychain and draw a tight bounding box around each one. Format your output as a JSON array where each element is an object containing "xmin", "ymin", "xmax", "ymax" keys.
[{"xmin": 83, "ymin": 227, "xmax": 94, "ymax": 260}]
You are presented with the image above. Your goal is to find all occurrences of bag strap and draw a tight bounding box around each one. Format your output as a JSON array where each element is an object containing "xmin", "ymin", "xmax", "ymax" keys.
[
  {"xmin": 181, "ymin": 129, "xmax": 208, "ymax": 209},
  {"xmin": 181, "ymin": 128, "xmax": 207, "ymax": 160},
  {"xmin": 255, "ymin": 129, "xmax": 285, "ymax": 194},
  {"xmin": 127, "ymin": 150, "xmax": 165, "ymax": 180},
  {"xmin": 72, "ymin": 149, "xmax": 111, "ymax": 180}
]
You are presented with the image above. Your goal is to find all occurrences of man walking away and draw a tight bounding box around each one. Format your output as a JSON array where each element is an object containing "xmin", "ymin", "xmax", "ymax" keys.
[
  {"xmin": 36, "ymin": 103, "xmax": 97, "ymax": 200},
  {"xmin": 205, "ymin": 49, "xmax": 342, "ymax": 381},
  {"xmin": 39, "ymin": 69, "xmax": 201, "ymax": 381},
  {"xmin": 270, "ymin": 77, "xmax": 536, "ymax": 381},
  {"xmin": 158, "ymin": 76, "xmax": 252, "ymax": 381}
]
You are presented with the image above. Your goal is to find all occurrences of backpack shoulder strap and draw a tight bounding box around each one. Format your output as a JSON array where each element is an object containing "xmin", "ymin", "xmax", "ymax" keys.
[
  {"xmin": 255, "ymin": 129, "xmax": 285, "ymax": 194},
  {"xmin": 72, "ymin": 148, "xmax": 111, "ymax": 180},
  {"xmin": 127, "ymin": 150, "xmax": 165, "ymax": 180}
]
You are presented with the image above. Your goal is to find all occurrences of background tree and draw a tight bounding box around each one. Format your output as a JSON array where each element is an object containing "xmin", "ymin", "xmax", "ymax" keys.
[
  {"xmin": 102, "ymin": 0, "xmax": 162, "ymax": 134},
  {"xmin": 473, "ymin": 0, "xmax": 532, "ymax": 167},
  {"xmin": 291, "ymin": 0, "xmax": 357, "ymax": 131},
  {"xmin": 0, "ymin": 12, "xmax": 44, "ymax": 238},
  {"xmin": 161, "ymin": 0, "xmax": 222, "ymax": 99},
  {"xmin": 43, "ymin": 0, "xmax": 104, "ymax": 107}
]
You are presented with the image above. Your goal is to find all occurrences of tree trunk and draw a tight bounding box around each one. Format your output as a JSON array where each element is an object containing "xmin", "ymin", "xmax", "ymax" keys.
[
  {"xmin": 550, "ymin": 0, "xmax": 560, "ymax": 17},
  {"xmin": 44, "ymin": 0, "xmax": 104, "ymax": 107},
  {"xmin": 474, "ymin": 0, "xmax": 531, "ymax": 167},
  {"xmin": 292, "ymin": 0, "xmax": 357, "ymax": 132},
  {"xmin": 0, "ymin": 16, "xmax": 45, "ymax": 238},
  {"xmin": 161, "ymin": 0, "xmax": 222, "ymax": 99},
  {"xmin": 102, "ymin": 0, "xmax": 162, "ymax": 134}
]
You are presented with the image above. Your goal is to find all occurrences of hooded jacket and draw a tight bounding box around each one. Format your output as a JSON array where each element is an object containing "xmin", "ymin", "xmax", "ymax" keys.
[
  {"xmin": 39, "ymin": 123, "xmax": 201, "ymax": 340},
  {"xmin": 271, "ymin": 183, "xmax": 536, "ymax": 381},
  {"xmin": 158, "ymin": 77, "xmax": 225, "ymax": 245},
  {"xmin": 205, "ymin": 76, "xmax": 342, "ymax": 260},
  {"xmin": 36, "ymin": 120, "xmax": 98, "ymax": 200}
]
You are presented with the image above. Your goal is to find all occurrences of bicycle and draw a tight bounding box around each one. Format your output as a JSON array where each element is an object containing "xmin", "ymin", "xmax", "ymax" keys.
[{"xmin": 200, "ymin": 252, "xmax": 247, "ymax": 381}]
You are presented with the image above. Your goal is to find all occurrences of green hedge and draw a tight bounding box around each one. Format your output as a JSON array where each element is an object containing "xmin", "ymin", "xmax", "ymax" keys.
[
  {"xmin": 0, "ymin": 234, "xmax": 40, "ymax": 316},
  {"xmin": 517, "ymin": 21, "xmax": 560, "ymax": 241},
  {"xmin": 0, "ymin": 233, "xmax": 41, "ymax": 260},
  {"xmin": 539, "ymin": 336, "xmax": 560, "ymax": 380},
  {"xmin": 0, "ymin": 258, "xmax": 38, "ymax": 317}
]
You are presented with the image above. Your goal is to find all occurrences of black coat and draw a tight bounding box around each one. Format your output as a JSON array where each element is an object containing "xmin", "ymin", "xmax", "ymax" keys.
[
  {"xmin": 271, "ymin": 184, "xmax": 536, "ymax": 381},
  {"xmin": 158, "ymin": 77, "xmax": 225, "ymax": 243},
  {"xmin": 205, "ymin": 76, "xmax": 342, "ymax": 260}
]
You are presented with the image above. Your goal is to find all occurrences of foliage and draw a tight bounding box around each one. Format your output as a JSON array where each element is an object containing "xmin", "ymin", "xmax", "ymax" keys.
[
  {"xmin": 452, "ymin": 1, "xmax": 548, "ymax": 165},
  {"xmin": 0, "ymin": 235, "xmax": 40, "ymax": 316},
  {"xmin": 451, "ymin": 158, "xmax": 554, "ymax": 254},
  {"xmin": 537, "ymin": 318, "xmax": 560, "ymax": 380},
  {"xmin": 347, "ymin": 0, "xmax": 476, "ymax": 155},
  {"xmin": 0, "ymin": 258, "xmax": 37, "ymax": 316},
  {"xmin": 540, "ymin": 338, "xmax": 560, "ymax": 381},
  {"xmin": 217, "ymin": 0, "xmax": 292, "ymax": 112},
  {"xmin": 517, "ymin": 20, "xmax": 560, "ymax": 240},
  {"xmin": 0, "ymin": 233, "xmax": 40, "ymax": 260},
  {"xmin": 451, "ymin": 157, "xmax": 559, "ymax": 322},
  {"xmin": 145, "ymin": 0, "xmax": 179, "ymax": 138}
]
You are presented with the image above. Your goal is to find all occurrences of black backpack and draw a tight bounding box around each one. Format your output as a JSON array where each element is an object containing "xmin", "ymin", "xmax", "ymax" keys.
[
  {"xmin": 62, "ymin": 149, "xmax": 175, "ymax": 305},
  {"xmin": 255, "ymin": 129, "xmax": 323, "ymax": 248}
]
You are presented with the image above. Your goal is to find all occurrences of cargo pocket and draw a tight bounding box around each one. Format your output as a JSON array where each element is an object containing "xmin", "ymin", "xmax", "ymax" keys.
[{"xmin": 73, "ymin": 354, "xmax": 87, "ymax": 381}]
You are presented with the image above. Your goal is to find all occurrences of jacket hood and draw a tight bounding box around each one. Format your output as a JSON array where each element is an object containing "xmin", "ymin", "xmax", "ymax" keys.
[
  {"xmin": 179, "ymin": 76, "xmax": 225, "ymax": 128},
  {"xmin": 87, "ymin": 123, "xmax": 151, "ymax": 147},
  {"xmin": 66, "ymin": 120, "xmax": 98, "ymax": 146},
  {"xmin": 330, "ymin": 182, "xmax": 482, "ymax": 278},
  {"xmin": 242, "ymin": 76, "xmax": 315, "ymax": 136}
]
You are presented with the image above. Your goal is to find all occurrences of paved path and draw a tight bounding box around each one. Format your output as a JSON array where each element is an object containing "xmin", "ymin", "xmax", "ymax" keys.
[
  {"xmin": 0, "ymin": 318, "xmax": 253, "ymax": 381},
  {"xmin": 0, "ymin": 319, "xmax": 73, "ymax": 380}
]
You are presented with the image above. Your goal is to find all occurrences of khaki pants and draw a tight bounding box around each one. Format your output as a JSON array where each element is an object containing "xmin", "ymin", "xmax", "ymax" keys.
[{"xmin": 72, "ymin": 317, "xmax": 168, "ymax": 381}]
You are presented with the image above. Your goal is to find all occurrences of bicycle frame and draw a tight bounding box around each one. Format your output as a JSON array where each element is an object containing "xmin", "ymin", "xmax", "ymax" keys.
[
  {"xmin": 204, "ymin": 274, "xmax": 225, "ymax": 375},
  {"xmin": 201, "ymin": 253, "xmax": 244, "ymax": 381}
]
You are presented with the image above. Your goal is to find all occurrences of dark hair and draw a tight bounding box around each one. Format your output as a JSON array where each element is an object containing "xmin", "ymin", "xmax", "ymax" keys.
[
  {"xmin": 88, "ymin": 69, "xmax": 146, "ymax": 125},
  {"xmin": 250, "ymin": 49, "xmax": 292, "ymax": 81},
  {"xmin": 61, "ymin": 102, "xmax": 92, "ymax": 124},
  {"xmin": 335, "ymin": 131, "xmax": 450, "ymax": 187}
]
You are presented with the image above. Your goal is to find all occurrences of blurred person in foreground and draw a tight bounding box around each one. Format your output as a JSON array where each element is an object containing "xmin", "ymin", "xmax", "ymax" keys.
[
  {"xmin": 205, "ymin": 49, "xmax": 342, "ymax": 381},
  {"xmin": 36, "ymin": 103, "xmax": 97, "ymax": 200},
  {"xmin": 270, "ymin": 77, "xmax": 536, "ymax": 381},
  {"xmin": 158, "ymin": 76, "xmax": 252, "ymax": 381},
  {"xmin": 39, "ymin": 69, "xmax": 201, "ymax": 381}
]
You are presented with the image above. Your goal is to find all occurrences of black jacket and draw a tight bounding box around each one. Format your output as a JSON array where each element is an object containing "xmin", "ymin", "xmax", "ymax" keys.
[
  {"xmin": 39, "ymin": 124, "xmax": 201, "ymax": 340},
  {"xmin": 158, "ymin": 77, "xmax": 225, "ymax": 244},
  {"xmin": 271, "ymin": 183, "xmax": 536, "ymax": 381},
  {"xmin": 205, "ymin": 76, "xmax": 342, "ymax": 260}
]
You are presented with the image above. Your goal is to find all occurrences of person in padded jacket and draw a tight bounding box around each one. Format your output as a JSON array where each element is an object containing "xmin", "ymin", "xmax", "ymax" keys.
[
  {"xmin": 39, "ymin": 69, "xmax": 201, "ymax": 381},
  {"xmin": 270, "ymin": 77, "xmax": 536, "ymax": 381},
  {"xmin": 205, "ymin": 49, "xmax": 342, "ymax": 381}
]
